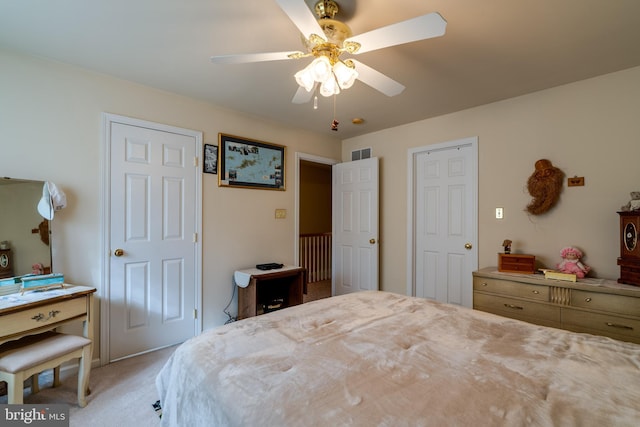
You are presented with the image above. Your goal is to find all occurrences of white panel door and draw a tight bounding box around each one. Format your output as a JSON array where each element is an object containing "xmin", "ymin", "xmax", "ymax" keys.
[
  {"xmin": 413, "ymin": 139, "xmax": 477, "ymax": 307},
  {"xmin": 333, "ymin": 157, "xmax": 379, "ymax": 295},
  {"xmin": 108, "ymin": 120, "xmax": 199, "ymax": 362}
]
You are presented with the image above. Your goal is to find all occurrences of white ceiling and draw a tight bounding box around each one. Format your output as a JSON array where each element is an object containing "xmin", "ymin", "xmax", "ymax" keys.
[{"xmin": 1, "ymin": 0, "xmax": 639, "ymax": 139}]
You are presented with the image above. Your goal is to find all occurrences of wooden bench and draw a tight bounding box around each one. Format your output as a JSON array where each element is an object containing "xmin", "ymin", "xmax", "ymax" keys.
[{"xmin": 0, "ymin": 331, "xmax": 92, "ymax": 406}]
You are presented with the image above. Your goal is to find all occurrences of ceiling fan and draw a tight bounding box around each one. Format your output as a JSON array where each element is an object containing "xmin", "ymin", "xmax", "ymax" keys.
[{"xmin": 210, "ymin": 0, "xmax": 447, "ymax": 105}]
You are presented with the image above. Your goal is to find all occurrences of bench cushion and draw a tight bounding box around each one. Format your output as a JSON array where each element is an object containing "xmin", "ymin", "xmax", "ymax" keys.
[{"xmin": 0, "ymin": 331, "xmax": 91, "ymax": 373}]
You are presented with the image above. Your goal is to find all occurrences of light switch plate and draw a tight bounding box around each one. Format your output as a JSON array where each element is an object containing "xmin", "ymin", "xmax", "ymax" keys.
[
  {"xmin": 275, "ymin": 209, "xmax": 287, "ymax": 219},
  {"xmin": 495, "ymin": 207, "xmax": 504, "ymax": 219}
]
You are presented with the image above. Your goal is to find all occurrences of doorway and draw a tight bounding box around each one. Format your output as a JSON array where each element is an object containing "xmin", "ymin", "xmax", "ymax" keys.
[{"xmin": 295, "ymin": 153, "xmax": 336, "ymax": 301}]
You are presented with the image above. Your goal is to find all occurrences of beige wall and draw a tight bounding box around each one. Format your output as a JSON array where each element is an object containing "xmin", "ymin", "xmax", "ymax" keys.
[
  {"xmin": 343, "ymin": 66, "xmax": 640, "ymax": 295},
  {"xmin": 0, "ymin": 49, "xmax": 341, "ymax": 355}
]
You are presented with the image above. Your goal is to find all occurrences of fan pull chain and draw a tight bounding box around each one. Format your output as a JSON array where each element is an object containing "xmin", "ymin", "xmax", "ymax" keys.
[{"xmin": 331, "ymin": 94, "xmax": 339, "ymax": 131}]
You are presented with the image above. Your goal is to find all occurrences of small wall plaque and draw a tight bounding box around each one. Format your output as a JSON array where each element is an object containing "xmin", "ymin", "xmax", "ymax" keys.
[{"xmin": 568, "ymin": 176, "xmax": 585, "ymax": 187}]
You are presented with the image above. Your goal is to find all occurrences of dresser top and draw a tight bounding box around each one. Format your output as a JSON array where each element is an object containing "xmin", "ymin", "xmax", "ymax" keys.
[
  {"xmin": 474, "ymin": 267, "xmax": 640, "ymax": 297},
  {"xmin": 0, "ymin": 285, "xmax": 95, "ymax": 314}
]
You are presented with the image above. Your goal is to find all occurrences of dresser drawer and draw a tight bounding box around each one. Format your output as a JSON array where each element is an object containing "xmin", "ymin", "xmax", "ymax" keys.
[
  {"xmin": 562, "ymin": 308, "xmax": 640, "ymax": 341},
  {"xmin": 571, "ymin": 290, "xmax": 640, "ymax": 317},
  {"xmin": 473, "ymin": 277, "xmax": 548, "ymax": 301},
  {"xmin": 0, "ymin": 297, "xmax": 87, "ymax": 338},
  {"xmin": 474, "ymin": 292, "xmax": 561, "ymax": 324}
]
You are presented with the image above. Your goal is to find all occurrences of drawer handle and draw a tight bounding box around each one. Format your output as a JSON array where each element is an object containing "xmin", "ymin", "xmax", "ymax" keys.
[
  {"xmin": 606, "ymin": 322, "xmax": 633, "ymax": 330},
  {"xmin": 31, "ymin": 310, "xmax": 61, "ymax": 322},
  {"xmin": 532, "ymin": 290, "xmax": 539, "ymax": 294},
  {"xmin": 504, "ymin": 303, "xmax": 524, "ymax": 310},
  {"xmin": 584, "ymin": 297, "xmax": 592, "ymax": 302},
  {"xmin": 481, "ymin": 282, "xmax": 488, "ymax": 286}
]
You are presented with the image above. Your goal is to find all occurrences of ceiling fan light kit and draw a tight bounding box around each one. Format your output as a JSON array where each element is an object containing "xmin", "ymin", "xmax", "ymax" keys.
[{"xmin": 290, "ymin": 1, "xmax": 361, "ymax": 98}]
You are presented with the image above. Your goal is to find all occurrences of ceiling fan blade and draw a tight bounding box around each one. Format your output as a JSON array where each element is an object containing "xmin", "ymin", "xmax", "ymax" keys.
[
  {"xmin": 275, "ymin": 0, "xmax": 325, "ymax": 40},
  {"xmin": 210, "ymin": 51, "xmax": 300, "ymax": 64},
  {"xmin": 347, "ymin": 12, "xmax": 446, "ymax": 55},
  {"xmin": 351, "ymin": 59, "xmax": 405, "ymax": 97},
  {"xmin": 292, "ymin": 85, "xmax": 315, "ymax": 104}
]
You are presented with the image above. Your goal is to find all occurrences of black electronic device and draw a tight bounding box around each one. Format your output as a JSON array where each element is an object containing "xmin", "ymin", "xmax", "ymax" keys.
[{"xmin": 256, "ymin": 263, "xmax": 284, "ymax": 271}]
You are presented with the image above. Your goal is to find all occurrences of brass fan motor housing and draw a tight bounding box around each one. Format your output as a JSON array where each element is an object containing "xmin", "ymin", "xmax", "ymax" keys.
[
  {"xmin": 315, "ymin": 0, "xmax": 339, "ymax": 19},
  {"xmin": 318, "ymin": 19, "xmax": 352, "ymax": 46}
]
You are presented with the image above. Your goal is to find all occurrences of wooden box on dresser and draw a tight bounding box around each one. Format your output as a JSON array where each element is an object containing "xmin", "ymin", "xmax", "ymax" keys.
[{"xmin": 473, "ymin": 267, "xmax": 640, "ymax": 344}]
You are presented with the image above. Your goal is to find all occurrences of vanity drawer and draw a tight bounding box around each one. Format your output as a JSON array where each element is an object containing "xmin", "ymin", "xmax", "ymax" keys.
[
  {"xmin": 562, "ymin": 308, "xmax": 640, "ymax": 341},
  {"xmin": 571, "ymin": 290, "xmax": 640, "ymax": 317},
  {"xmin": 474, "ymin": 293, "xmax": 561, "ymax": 324},
  {"xmin": 0, "ymin": 297, "xmax": 87, "ymax": 338},
  {"xmin": 473, "ymin": 277, "xmax": 548, "ymax": 301}
]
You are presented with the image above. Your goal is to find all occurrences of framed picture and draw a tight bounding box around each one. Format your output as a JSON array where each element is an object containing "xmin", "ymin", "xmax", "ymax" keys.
[
  {"xmin": 203, "ymin": 144, "xmax": 218, "ymax": 174},
  {"xmin": 218, "ymin": 133, "xmax": 285, "ymax": 190}
]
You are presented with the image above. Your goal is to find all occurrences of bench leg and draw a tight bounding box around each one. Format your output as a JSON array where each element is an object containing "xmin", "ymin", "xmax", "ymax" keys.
[
  {"xmin": 31, "ymin": 373, "xmax": 40, "ymax": 393},
  {"xmin": 53, "ymin": 366, "xmax": 61, "ymax": 387},
  {"xmin": 77, "ymin": 345, "xmax": 92, "ymax": 407},
  {"xmin": 7, "ymin": 372, "xmax": 24, "ymax": 404}
]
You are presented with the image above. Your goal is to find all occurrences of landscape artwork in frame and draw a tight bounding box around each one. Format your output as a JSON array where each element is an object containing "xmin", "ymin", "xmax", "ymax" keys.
[
  {"xmin": 203, "ymin": 144, "xmax": 218, "ymax": 174},
  {"xmin": 218, "ymin": 133, "xmax": 285, "ymax": 190}
]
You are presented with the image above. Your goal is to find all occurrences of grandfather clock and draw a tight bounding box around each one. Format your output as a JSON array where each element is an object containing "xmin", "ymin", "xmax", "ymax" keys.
[
  {"xmin": 618, "ymin": 211, "xmax": 640, "ymax": 286},
  {"xmin": 0, "ymin": 249, "xmax": 13, "ymax": 279}
]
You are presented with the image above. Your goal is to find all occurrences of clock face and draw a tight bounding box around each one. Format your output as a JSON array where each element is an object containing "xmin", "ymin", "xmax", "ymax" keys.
[
  {"xmin": 624, "ymin": 222, "xmax": 637, "ymax": 252},
  {"xmin": 0, "ymin": 254, "xmax": 8, "ymax": 269}
]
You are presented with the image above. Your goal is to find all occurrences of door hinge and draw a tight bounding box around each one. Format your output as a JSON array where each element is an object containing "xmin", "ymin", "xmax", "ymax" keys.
[
  {"xmin": 193, "ymin": 309, "xmax": 197, "ymax": 319},
  {"xmin": 193, "ymin": 233, "xmax": 197, "ymax": 243},
  {"xmin": 193, "ymin": 156, "xmax": 198, "ymax": 167}
]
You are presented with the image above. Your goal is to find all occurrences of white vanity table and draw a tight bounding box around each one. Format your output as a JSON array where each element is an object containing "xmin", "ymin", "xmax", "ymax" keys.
[{"xmin": 0, "ymin": 177, "xmax": 94, "ymax": 403}]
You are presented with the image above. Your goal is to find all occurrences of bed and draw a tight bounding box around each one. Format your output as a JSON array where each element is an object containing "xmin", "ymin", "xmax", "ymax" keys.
[{"xmin": 156, "ymin": 291, "xmax": 640, "ymax": 426}]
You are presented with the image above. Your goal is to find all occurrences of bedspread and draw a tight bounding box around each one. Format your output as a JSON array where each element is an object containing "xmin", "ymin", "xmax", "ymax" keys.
[{"xmin": 156, "ymin": 291, "xmax": 640, "ymax": 426}]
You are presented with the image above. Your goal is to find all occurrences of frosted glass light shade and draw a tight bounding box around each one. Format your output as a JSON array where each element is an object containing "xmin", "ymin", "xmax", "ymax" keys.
[
  {"xmin": 333, "ymin": 61, "xmax": 358, "ymax": 89},
  {"xmin": 319, "ymin": 77, "xmax": 340, "ymax": 97},
  {"xmin": 311, "ymin": 56, "xmax": 332, "ymax": 82},
  {"xmin": 294, "ymin": 66, "xmax": 315, "ymax": 92}
]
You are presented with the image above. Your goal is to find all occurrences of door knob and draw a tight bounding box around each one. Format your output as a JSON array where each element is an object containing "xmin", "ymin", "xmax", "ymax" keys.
[
  {"xmin": 369, "ymin": 239, "xmax": 376, "ymax": 244},
  {"xmin": 114, "ymin": 248, "xmax": 124, "ymax": 257},
  {"xmin": 464, "ymin": 243, "xmax": 472, "ymax": 250}
]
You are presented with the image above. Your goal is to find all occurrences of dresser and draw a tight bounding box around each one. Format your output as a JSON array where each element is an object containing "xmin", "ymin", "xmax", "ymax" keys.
[{"xmin": 473, "ymin": 267, "xmax": 640, "ymax": 344}]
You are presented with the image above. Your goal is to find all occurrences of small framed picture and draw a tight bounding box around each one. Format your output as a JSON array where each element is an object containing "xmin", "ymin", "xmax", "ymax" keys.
[{"xmin": 203, "ymin": 144, "xmax": 218, "ymax": 174}]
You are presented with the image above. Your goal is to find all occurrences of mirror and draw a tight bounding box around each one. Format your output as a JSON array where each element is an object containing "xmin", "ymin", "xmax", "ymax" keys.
[{"xmin": 0, "ymin": 177, "xmax": 52, "ymax": 278}]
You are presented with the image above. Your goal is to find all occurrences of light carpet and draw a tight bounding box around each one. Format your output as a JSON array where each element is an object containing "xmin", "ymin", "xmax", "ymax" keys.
[{"xmin": 1, "ymin": 344, "xmax": 177, "ymax": 427}]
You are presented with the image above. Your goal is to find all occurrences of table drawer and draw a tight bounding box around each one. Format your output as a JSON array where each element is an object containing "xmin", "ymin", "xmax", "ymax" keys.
[
  {"xmin": 0, "ymin": 297, "xmax": 87, "ymax": 338},
  {"xmin": 571, "ymin": 290, "xmax": 640, "ymax": 317},
  {"xmin": 474, "ymin": 292, "xmax": 560, "ymax": 323},
  {"xmin": 562, "ymin": 308, "xmax": 640, "ymax": 340},
  {"xmin": 473, "ymin": 277, "xmax": 548, "ymax": 301}
]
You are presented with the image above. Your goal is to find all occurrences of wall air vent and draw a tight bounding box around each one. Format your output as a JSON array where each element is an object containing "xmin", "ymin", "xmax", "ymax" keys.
[{"xmin": 351, "ymin": 148, "xmax": 372, "ymax": 161}]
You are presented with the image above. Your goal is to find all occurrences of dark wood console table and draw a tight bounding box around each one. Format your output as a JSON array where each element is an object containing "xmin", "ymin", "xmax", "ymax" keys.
[{"xmin": 235, "ymin": 266, "xmax": 306, "ymax": 319}]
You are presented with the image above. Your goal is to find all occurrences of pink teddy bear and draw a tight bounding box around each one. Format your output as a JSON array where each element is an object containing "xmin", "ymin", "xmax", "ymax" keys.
[{"xmin": 557, "ymin": 247, "xmax": 591, "ymax": 278}]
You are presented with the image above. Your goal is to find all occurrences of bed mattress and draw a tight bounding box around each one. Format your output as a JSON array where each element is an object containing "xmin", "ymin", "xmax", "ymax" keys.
[{"xmin": 157, "ymin": 291, "xmax": 640, "ymax": 426}]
